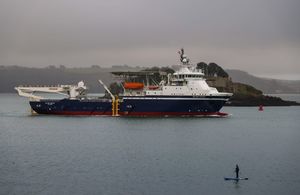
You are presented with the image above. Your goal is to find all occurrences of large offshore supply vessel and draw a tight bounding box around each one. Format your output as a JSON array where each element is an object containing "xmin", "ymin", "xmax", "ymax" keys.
[{"xmin": 15, "ymin": 49, "xmax": 232, "ymax": 117}]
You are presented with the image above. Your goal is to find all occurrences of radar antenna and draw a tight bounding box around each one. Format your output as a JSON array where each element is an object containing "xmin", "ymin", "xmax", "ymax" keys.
[{"xmin": 178, "ymin": 48, "xmax": 190, "ymax": 65}]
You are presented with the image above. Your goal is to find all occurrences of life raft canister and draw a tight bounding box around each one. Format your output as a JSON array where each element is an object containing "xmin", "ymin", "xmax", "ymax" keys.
[{"xmin": 148, "ymin": 85, "xmax": 159, "ymax": 90}]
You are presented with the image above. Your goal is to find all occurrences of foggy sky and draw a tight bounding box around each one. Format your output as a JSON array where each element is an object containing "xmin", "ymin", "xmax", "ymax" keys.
[{"xmin": 0, "ymin": 0, "xmax": 299, "ymax": 79}]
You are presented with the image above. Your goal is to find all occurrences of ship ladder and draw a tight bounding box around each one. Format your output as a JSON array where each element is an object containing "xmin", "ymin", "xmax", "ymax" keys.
[
  {"xmin": 111, "ymin": 96, "xmax": 119, "ymax": 116},
  {"xmin": 115, "ymin": 96, "xmax": 119, "ymax": 116}
]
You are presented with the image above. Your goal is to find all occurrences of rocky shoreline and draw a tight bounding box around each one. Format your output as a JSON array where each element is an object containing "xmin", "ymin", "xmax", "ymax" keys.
[
  {"xmin": 225, "ymin": 94, "xmax": 300, "ymax": 106},
  {"xmin": 205, "ymin": 77, "xmax": 299, "ymax": 106}
]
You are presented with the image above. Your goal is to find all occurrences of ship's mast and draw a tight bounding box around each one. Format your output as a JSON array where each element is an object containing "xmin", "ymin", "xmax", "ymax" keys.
[{"xmin": 178, "ymin": 48, "xmax": 190, "ymax": 65}]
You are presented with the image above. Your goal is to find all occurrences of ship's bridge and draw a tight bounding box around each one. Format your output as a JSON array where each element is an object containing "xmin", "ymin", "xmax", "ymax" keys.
[{"xmin": 171, "ymin": 66, "xmax": 204, "ymax": 82}]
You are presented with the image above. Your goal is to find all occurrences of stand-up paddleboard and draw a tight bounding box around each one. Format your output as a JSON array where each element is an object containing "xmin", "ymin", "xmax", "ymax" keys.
[{"xmin": 224, "ymin": 177, "xmax": 248, "ymax": 181}]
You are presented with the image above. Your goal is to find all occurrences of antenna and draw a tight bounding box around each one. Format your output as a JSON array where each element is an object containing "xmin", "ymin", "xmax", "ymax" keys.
[{"xmin": 178, "ymin": 48, "xmax": 189, "ymax": 65}]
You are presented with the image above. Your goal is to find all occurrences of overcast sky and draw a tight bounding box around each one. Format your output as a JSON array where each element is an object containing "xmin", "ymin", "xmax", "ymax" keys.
[{"xmin": 0, "ymin": 0, "xmax": 299, "ymax": 79}]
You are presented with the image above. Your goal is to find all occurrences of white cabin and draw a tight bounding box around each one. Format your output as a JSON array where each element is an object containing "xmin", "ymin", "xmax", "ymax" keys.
[{"xmin": 144, "ymin": 66, "xmax": 221, "ymax": 96}]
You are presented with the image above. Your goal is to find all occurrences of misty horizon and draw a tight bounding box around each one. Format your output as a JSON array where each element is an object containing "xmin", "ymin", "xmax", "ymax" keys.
[{"xmin": 1, "ymin": 0, "xmax": 299, "ymax": 80}]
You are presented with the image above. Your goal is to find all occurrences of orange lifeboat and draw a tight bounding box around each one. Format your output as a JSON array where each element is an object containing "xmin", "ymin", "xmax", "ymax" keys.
[{"xmin": 124, "ymin": 82, "xmax": 144, "ymax": 90}]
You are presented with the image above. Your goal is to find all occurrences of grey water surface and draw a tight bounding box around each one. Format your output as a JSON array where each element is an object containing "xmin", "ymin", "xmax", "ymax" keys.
[{"xmin": 1, "ymin": 94, "xmax": 300, "ymax": 195}]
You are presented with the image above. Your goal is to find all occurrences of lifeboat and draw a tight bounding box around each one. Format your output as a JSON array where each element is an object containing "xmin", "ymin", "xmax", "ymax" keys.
[{"xmin": 124, "ymin": 82, "xmax": 144, "ymax": 90}]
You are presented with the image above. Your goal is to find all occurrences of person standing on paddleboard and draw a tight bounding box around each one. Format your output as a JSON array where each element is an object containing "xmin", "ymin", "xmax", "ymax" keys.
[{"xmin": 235, "ymin": 164, "xmax": 240, "ymax": 178}]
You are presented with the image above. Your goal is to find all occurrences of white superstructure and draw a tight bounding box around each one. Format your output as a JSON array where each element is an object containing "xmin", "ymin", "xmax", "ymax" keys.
[{"xmin": 125, "ymin": 48, "xmax": 232, "ymax": 98}]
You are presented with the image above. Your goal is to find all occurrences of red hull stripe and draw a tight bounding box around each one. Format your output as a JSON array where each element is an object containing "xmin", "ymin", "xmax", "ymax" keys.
[
  {"xmin": 49, "ymin": 111, "xmax": 113, "ymax": 116},
  {"xmin": 40, "ymin": 111, "xmax": 228, "ymax": 117},
  {"xmin": 118, "ymin": 112, "xmax": 228, "ymax": 116}
]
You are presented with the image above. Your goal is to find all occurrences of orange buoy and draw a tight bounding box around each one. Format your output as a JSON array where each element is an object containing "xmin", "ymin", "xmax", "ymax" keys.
[{"xmin": 124, "ymin": 82, "xmax": 144, "ymax": 90}]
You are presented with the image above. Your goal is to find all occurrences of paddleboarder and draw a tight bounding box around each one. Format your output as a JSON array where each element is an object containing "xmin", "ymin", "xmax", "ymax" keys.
[
  {"xmin": 224, "ymin": 165, "xmax": 248, "ymax": 181},
  {"xmin": 235, "ymin": 164, "xmax": 240, "ymax": 178}
]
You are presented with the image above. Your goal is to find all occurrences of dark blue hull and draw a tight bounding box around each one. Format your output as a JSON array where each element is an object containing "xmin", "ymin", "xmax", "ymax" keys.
[
  {"xmin": 30, "ymin": 99, "xmax": 113, "ymax": 115},
  {"xmin": 120, "ymin": 97, "xmax": 227, "ymax": 116},
  {"xmin": 30, "ymin": 96, "xmax": 228, "ymax": 116}
]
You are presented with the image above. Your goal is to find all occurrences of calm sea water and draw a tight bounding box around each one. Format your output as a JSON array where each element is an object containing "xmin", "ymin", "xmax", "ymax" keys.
[{"xmin": 1, "ymin": 94, "xmax": 300, "ymax": 195}]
